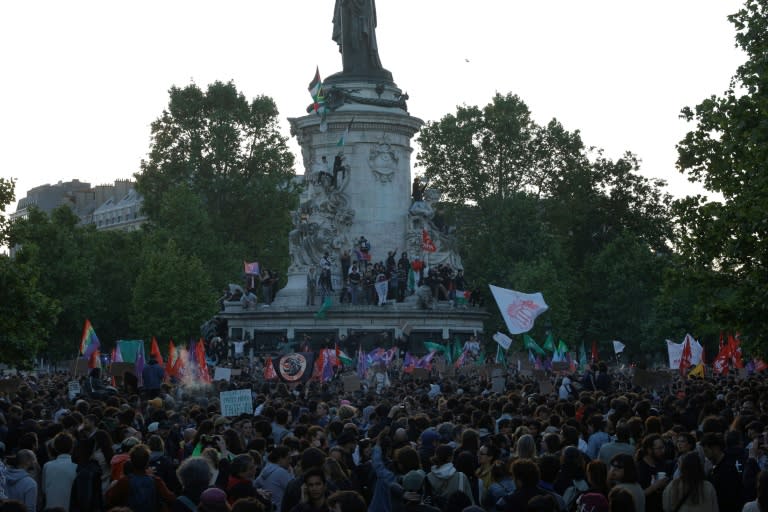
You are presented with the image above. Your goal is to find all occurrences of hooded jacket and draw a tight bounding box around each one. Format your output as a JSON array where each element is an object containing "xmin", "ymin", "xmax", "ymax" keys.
[
  {"xmin": 255, "ymin": 461, "xmax": 293, "ymax": 511},
  {"xmin": 426, "ymin": 463, "xmax": 474, "ymax": 504},
  {"xmin": 7, "ymin": 467, "xmax": 37, "ymax": 512}
]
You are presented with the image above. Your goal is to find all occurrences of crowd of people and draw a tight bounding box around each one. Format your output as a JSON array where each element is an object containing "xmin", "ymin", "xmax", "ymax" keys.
[
  {"xmin": 302, "ymin": 240, "xmax": 483, "ymax": 308},
  {"xmin": 0, "ymin": 357, "xmax": 766, "ymax": 512}
]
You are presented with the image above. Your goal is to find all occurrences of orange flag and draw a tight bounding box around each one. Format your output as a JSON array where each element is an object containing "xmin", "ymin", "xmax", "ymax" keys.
[
  {"xmin": 165, "ymin": 339, "xmax": 176, "ymax": 377},
  {"xmin": 195, "ymin": 339, "xmax": 211, "ymax": 383},
  {"xmin": 264, "ymin": 357, "xmax": 277, "ymax": 380},
  {"xmin": 150, "ymin": 337, "xmax": 164, "ymax": 366}
]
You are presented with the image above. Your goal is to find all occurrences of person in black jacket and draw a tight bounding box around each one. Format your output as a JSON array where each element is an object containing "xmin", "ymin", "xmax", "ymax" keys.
[{"xmin": 702, "ymin": 432, "xmax": 745, "ymax": 512}]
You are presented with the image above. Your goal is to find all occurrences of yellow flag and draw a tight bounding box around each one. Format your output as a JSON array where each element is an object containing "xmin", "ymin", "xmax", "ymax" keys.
[{"xmin": 688, "ymin": 363, "xmax": 705, "ymax": 379}]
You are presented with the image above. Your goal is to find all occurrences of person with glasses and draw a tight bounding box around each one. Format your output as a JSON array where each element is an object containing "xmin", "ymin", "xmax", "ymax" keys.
[
  {"xmin": 607, "ymin": 454, "xmax": 645, "ymax": 512},
  {"xmin": 477, "ymin": 444, "xmax": 499, "ymax": 497}
]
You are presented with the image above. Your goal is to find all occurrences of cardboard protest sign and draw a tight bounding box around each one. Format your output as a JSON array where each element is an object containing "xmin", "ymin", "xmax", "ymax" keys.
[
  {"xmin": 213, "ymin": 367, "xmax": 232, "ymax": 382},
  {"xmin": 68, "ymin": 381, "xmax": 81, "ymax": 400},
  {"xmin": 342, "ymin": 374, "xmax": 361, "ymax": 392},
  {"xmin": 0, "ymin": 378, "xmax": 22, "ymax": 394},
  {"xmin": 70, "ymin": 359, "xmax": 89, "ymax": 376},
  {"xmin": 220, "ymin": 389, "xmax": 253, "ymax": 417},
  {"xmin": 633, "ymin": 369, "xmax": 673, "ymax": 389},
  {"xmin": 492, "ymin": 376, "xmax": 506, "ymax": 394}
]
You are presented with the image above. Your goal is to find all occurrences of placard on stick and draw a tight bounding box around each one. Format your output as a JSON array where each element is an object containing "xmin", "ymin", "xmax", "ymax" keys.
[{"xmin": 220, "ymin": 389, "xmax": 253, "ymax": 417}]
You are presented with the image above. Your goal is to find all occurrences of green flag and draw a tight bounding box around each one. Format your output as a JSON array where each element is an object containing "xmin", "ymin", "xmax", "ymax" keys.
[
  {"xmin": 423, "ymin": 341, "xmax": 447, "ymax": 354},
  {"xmin": 542, "ymin": 334, "xmax": 556, "ymax": 352},
  {"xmin": 314, "ymin": 297, "xmax": 332, "ymax": 319},
  {"xmin": 452, "ymin": 338, "xmax": 463, "ymax": 362},
  {"xmin": 557, "ymin": 340, "xmax": 569, "ymax": 354},
  {"xmin": 495, "ymin": 345, "xmax": 506, "ymax": 364},
  {"xmin": 524, "ymin": 335, "xmax": 546, "ymax": 356},
  {"xmin": 476, "ymin": 350, "xmax": 486, "ymax": 365},
  {"xmin": 579, "ymin": 341, "xmax": 588, "ymax": 369}
]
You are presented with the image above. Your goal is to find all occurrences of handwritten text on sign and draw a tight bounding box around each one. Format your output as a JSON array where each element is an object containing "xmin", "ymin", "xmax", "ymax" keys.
[{"xmin": 220, "ymin": 389, "xmax": 253, "ymax": 417}]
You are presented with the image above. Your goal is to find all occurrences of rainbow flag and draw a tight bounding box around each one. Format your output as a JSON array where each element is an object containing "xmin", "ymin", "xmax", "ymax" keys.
[{"xmin": 80, "ymin": 319, "xmax": 101, "ymax": 358}]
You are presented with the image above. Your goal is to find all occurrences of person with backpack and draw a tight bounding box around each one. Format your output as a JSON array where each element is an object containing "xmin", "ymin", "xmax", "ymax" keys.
[
  {"xmin": 426, "ymin": 445, "xmax": 475, "ymax": 507},
  {"xmin": 105, "ymin": 443, "xmax": 176, "ymax": 512}
]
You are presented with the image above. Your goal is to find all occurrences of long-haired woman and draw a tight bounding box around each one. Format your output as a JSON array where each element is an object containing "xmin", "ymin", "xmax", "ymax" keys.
[{"xmin": 662, "ymin": 452, "xmax": 718, "ymax": 512}]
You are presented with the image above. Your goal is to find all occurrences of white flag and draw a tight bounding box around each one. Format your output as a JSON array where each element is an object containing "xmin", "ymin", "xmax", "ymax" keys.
[
  {"xmin": 493, "ymin": 332, "xmax": 513, "ymax": 350},
  {"xmin": 612, "ymin": 340, "xmax": 626, "ymax": 354},
  {"xmin": 666, "ymin": 339, "xmax": 684, "ymax": 369},
  {"xmin": 683, "ymin": 333, "xmax": 703, "ymax": 365},
  {"xmin": 489, "ymin": 285, "xmax": 549, "ymax": 335}
]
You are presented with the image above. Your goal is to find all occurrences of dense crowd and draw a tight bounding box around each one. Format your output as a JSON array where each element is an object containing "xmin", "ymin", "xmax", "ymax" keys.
[{"xmin": 0, "ymin": 358, "xmax": 765, "ymax": 512}]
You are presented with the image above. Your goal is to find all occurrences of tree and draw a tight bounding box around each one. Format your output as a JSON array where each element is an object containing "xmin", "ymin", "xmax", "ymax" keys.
[
  {"xmin": 417, "ymin": 93, "xmax": 674, "ymax": 357},
  {"xmin": 416, "ymin": 94, "xmax": 538, "ymax": 203},
  {"xmin": 675, "ymin": 0, "xmax": 768, "ymax": 345},
  {"xmin": 9, "ymin": 206, "xmax": 100, "ymax": 359},
  {"xmin": 0, "ymin": 179, "xmax": 60, "ymax": 367},
  {"xmin": 135, "ymin": 81, "xmax": 299, "ymax": 282},
  {"xmin": 131, "ymin": 240, "xmax": 216, "ymax": 342}
]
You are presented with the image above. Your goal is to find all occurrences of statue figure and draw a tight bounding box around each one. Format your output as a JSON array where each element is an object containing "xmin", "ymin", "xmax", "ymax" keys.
[{"xmin": 332, "ymin": 0, "xmax": 390, "ymax": 79}]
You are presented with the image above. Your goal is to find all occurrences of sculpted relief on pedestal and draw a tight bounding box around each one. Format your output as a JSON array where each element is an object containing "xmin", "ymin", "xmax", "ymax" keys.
[
  {"xmin": 288, "ymin": 154, "xmax": 354, "ymax": 272},
  {"xmin": 368, "ymin": 141, "xmax": 398, "ymax": 183}
]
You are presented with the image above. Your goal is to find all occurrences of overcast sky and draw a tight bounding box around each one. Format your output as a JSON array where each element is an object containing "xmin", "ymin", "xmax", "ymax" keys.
[{"xmin": 0, "ymin": 0, "xmax": 745, "ymax": 213}]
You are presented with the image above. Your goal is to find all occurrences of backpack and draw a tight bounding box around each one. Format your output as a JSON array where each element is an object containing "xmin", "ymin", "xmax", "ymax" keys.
[
  {"xmin": 127, "ymin": 474, "xmax": 159, "ymax": 512},
  {"xmin": 424, "ymin": 472, "xmax": 459, "ymax": 508},
  {"xmin": 70, "ymin": 460, "xmax": 103, "ymax": 512},
  {"xmin": 563, "ymin": 479, "xmax": 590, "ymax": 511},
  {"xmin": 177, "ymin": 495, "xmax": 198, "ymax": 512}
]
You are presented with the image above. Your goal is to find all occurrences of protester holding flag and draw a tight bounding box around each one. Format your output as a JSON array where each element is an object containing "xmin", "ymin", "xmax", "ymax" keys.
[{"xmin": 142, "ymin": 353, "xmax": 165, "ymax": 399}]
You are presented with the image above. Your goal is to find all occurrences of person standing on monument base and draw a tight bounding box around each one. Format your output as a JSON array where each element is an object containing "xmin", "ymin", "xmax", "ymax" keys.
[
  {"xmin": 348, "ymin": 265, "xmax": 362, "ymax": 305},
  {"xmin": 306, "ymin": 266, "xmax": 318, "ymax": 306}
]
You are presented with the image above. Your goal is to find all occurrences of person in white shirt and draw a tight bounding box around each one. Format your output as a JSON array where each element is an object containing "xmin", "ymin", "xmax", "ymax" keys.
[{"xmin": 42, "ymin": 432, "xmax": 78, "ymax": 509}]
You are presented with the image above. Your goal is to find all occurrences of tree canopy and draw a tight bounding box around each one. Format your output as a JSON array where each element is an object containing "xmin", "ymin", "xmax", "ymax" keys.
[
  {"xmin": 417, "ymin": 94, "xmax": 674, "ymax": 360},
  {"xmin": 135, "ymin": 80, "xmax": 299, "ymax": 278},
  {"xmin": 674, "ymin": 0, "xmax": 768, "ymax": 347}
]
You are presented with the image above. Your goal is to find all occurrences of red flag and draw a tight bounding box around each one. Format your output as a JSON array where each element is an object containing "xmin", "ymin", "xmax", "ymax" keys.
[
  {"xmin": 591, "ymin": 341, "xmax": 599, "ymax": 362},
  {"xmin": 150, "ymin": 337, "xmax": 164, "ymax": 366},
  {"xmin": 312, "ymin": 349, "xmax": 326, "ymax": 381},
  {"xmin": 165, "ymin": 339, "xmax": 176, "ymax": 377},
  {"xmin": 263, "ymin": 357, "xmax": 277, "ymax": 380},
  {"xmin": 728, "ymin": 334, "xmax": 744, "ymax": 369},
  {"xmin": 88, "ymin": 349, "xmax": 101, "ymax": 369},
  {"xmin": 712, "ymin": 343, "xmax": 730, "ymax": 375},
  {"xmin": 421, "ymin": 228, "xmax": 437, "ymax": 253},
  {"xmin": 679, "ymin": 337, "xmax": 692, "ymax": 376},
  {"xmin": 195, "ymin": 339, "xmax": 211, "ymax": 383},
  {"xmin": 172, "ymin": 350, "xmax": 186, "ymax": 378},
  {"xmin": 755, "ymin": 359, "xmax": 768, "ymax": 373}
]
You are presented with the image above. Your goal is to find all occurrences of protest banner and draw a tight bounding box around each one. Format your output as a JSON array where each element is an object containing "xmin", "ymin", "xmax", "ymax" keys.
[
  {"xmin": 220, "ymin": 389, "xmax": 253, "ymax": 416},
  {"xmin": 213, "ymin": 367, "xmax": 232, "ymax": 382}
]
